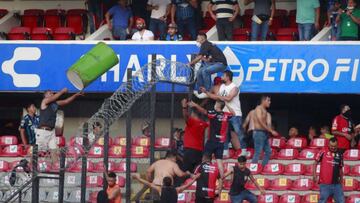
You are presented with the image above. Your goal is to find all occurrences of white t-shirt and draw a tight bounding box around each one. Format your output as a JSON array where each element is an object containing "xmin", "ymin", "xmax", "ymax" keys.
[
  {"xmin": 131, "ymin": 30, "xmax": 154, "ymax": 41},
  {"xmin": 148, "ymin": 0, "xmax": 171, "ymax": 19},
  {"xmin": 218, "ymin": 82, "xmax": 242, "ymax": 116}
]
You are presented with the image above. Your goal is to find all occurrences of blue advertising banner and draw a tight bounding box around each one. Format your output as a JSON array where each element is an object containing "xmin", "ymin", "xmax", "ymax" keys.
[{"xmin": 0, "ymin": 41, "xmax": 359, "ymax": 93}]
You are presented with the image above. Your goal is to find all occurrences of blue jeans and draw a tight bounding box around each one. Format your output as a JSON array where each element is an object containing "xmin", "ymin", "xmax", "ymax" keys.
[
  {"xmin": 251, "ymin": 20, "xmax": 269, "ymax": 41},
  {"xmin": 252, "ymin": 130, "xmax": 271, "ymax": 166},
  {"xmin": 177, "ymin": 17, "xmax": 197, "ymax": 40},
  {"xmin": 112, "ymin": 26, "xmax": 127, "ymax": 40},
  {"xmin": 230, "ymin": 190, "xmax": 257, "ymax": 203},
  {"xmin": 319, "ymin": 184, "xmax": 344, "ymax": 203},
  {"xmin": 196, "ymin": 62, "xmax": 227, "ymax": 91},
  {"xmin": 149, "ymin": 18, "xmax": 167, "ymax": 38},
  {"xmin": 87, "ymin": 0, "xmax": 102, "ymax": 33},
  {"xmin": 298, "ymin": 23, "xmax": 314, "ymax": 41},
  {"xmin": 224, "ymin": 116, "xmax": 246, "ymax": 151}
]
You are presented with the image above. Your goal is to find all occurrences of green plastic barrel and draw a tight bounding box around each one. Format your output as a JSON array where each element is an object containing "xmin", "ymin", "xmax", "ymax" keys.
[{"xmin": 67, "ymin": 42, "xmax": 119, "ymax": 90}]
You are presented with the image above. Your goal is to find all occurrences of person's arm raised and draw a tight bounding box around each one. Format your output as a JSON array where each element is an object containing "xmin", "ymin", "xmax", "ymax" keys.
[
  {"xmin": 43, "ymin": 88, "xmax": 68, "ymax": 106},
  {"xmin": 188, "ymin": 101, "xmax": 207, "ymax": 115},
  {"xmin": 57, "ymin": 91, "xmax": 84, "ymax": 106}
]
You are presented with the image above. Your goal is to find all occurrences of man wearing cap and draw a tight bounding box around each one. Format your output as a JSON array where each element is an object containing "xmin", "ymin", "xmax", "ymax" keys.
[
  {"xmin": 147, "ymin": 0, "xmax": 171, "ymax": 38},
  {"xmin": 331, "ymin": 104, "xmax": 354, "ymax": 153},
  {"xmin": 161, "ymin": 23, "xmax": 183, "ymax": 41},
  {"xmin": 132, "ymin": 18, "xmax": 155, "ymax": 40}
]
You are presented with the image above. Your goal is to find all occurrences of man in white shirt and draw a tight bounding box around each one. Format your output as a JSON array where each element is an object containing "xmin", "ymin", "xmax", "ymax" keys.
[
  {"xmin": 147, "ymin": 0, "xmax": 171, "ymax": 39},
  {"xmin": 132, "ymin": 18, "xmax": 155, "ymax": 40}
]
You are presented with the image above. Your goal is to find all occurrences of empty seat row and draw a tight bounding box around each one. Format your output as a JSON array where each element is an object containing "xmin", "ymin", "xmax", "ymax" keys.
[
  {"xmin": 6, "ymin": 26, "xmax": 75, "ymax": 40},
  {"xmin": 233, "ymin": 27, "xmax": 299, "ymax": 41}
]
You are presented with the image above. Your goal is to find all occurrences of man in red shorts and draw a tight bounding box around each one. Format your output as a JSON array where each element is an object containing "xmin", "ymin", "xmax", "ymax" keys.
[{"xmin": 331, "ymin": 104, "xmax": 354, "ymax": 152}]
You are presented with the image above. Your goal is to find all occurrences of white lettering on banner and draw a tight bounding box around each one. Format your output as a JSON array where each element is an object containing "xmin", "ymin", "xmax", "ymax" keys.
[
  {"xmin": 101, "ymin": 55, "xmax": 120, "ymax": 82},
  {"xmin": 307, "ymin": 59, "xmax": 329, "ymax": 82},
  {"xmin": 334, "ymin": 59, "xmax": 351, "ymax": 81},
  {"xmin": 1, "ymin": 47, "xmax": 41, "ymax": 87},
  {"xmin": 352, "ymin": 59, "xmax": 359, "ymax": 81},
  {"xmin": 223, "ymin": 46, "xmax": 244, "ymax": 85},
  {"xmin": 128, "ymin": 55, "xmax": 144, "ymax": 82},
  {"xmin": 246, "ymin": 59, "xmax": 263, "ymax": 81},
  {"xmin": 279, "ymin": 59, "xmax": 292, "ymax": 81},
  {"xmin": 264, "ymin": 59, "xmax": 277, "ymax": 81},
  {"xmin": 291, "ymin": 59, "xmax": 306, "ymax": 81}
]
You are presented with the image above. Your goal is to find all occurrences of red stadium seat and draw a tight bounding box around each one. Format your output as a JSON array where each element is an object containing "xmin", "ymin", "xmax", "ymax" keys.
[
  {"xmin": 203, "ymin": 16, "xmax": 216, "ymax": 30},
  {"xmin": 117, "ymin": 176, "xmax": 125, "ymax": 187},
  {"xmin": 286, "ymin": 138, "xmax": 307, "ymax": 149},
  {"xmin": 344, "ymin": 149, "xmax": 360, "ymax": 161},
  {"xmin": 1, "ymin": 145, "xmax": 23, "ymax": 157},
  {"xmin": 178, "ymin": 192, "xmax": 190, "ymax": 203},
  {"xmin": 55, "ymin": 136, "xmax": 66, "ymax": 147},
  {"xmin": 245, "ymin": 178, "xmax": 270, "ymax": 190},
  {"xmin": 131, "ymin": 146, "xmax": 149, "ymax": 158},
  {"xmin": 0, "ymin": 9, "xmax": 8, "ymax": 19},
  {"xmin": 246, "ymin": 163, "xmax": 263, "ymax": 175},
  {"xmin": 44, "ymin": 9, "xmax": 65, "ymax": 30},
  {"xmin": 88, "ymin": 145, "xmax": 104, "ymax": 158},
  {"xmin": 133, "ymin": 137, "xmax": 150, "ymax": 147},
  {"xmin": 31, "ymin": 27, "xmax": 52, "ymax": 40},
  {"xmin": 53, "ymin": 27, "xmax": 75, "ymax": 40},
  {"xmin": 346, "ymin": 194, "xmax": 360, "ymax": 203},
  {"xmin": 258, "ymin": 193, "xmax": 279, "ymax": 203},
  {"xmin": 309, "ymin": 138, "xmax": 328, "ymax": 149},
  {"xmin": 275, "ymin": 9, "xmax": 288, "ymax": 17},
  {"xmin": 279, "ymin": 193, "xmax": 301, "ymax": 203},
  {"xmin": 270, "ymin": 178, "xmax": 291, "ymax": 190},
  {"xmin": 277, "ymin": 149, "xmax": 299, "ymax": 160},
  {"xmin": 298, "ymin": 148, "xmax": 318, "ymax": 160},
  {"xmin": 234, "ymin": 148, "xmax": 254, "ymax": 159},
  {"xmin": 304, "ymin": 164, "xmax": 320, "ymax": 176},
  {"xmin": 37, "ymin": 160, "xmax": 52, "ymax": 172},
  {"xmin": 343, "ymin": 164, "xmax": 351, "ymax": 175},
  {"xmin": 183, "ymin": 178, "xmax": 197, "ymax": 190},
  {"xmin": 66, "ymin": 144, "xmax": 85, "ymax": 157},
  {"xmin": 94, "ymin": 161, "xmax": 117, "ymax": 172},
  {"xmin": 0, "ymin": 160, "xmax": 10, "ymax": 172},
  {"xmin": 11, "ymin": 160, "xmax": 29, "ymax": 172},
  {"xmin": 117, "ymin": 162, "xmax": 137, "ymax": 172},
  {"xmin": 22, "ymin": 9, "xmax": 44, "ymax": 28},
  {"xmin": 109, "ymin": 146, "xmax": 125, "ymax": 158},
  {"xmin": 233, "ymin": 28, "xmax": 251, "ymax": 41},
  {"xmin": 155, "ymin": 137, "xmax": 171, "ymax": 149},
  {"xmin": 223, "ymin": 180, "xmax": 232, "ymax": 190},
  {"xmin": 0, "ymin": 135, "xmax": 18, "ymax": 145},
  {"xmin": 288, "ymin": 10, "xmax": 297, "ymax": 28},
  {"xmin": 350, "ymin": 164, "xmax": 360, "ymax": 176},
  {"xmin": 289, "ymin": 10, "xmax": 296, "ymax": 16},
  {"xmin": 7, "ymin": 26, "xmax": 31, "ymax": 40},
  {"xmin": 86, "ymin": 175, "xmax": 103, "ymax": 187},
  {"xmin": 276, "ymin": 28, "xmax": 298, "ymax": 41},
  {"xmin": 113, "ymin": 136, "xmax": 128, "ymax": 146},
  {"xmin": 215, "ymin": 192, "xmax": 231, "ymax": 203},
  {"xmin": 262, "ymin": 163, "xmax": 284, "ymax": 175},
  {"xmin": 291, "ymin": 178, "xmax": 314, "ymax": 191},
  {"xmin": 69, "ymin": 136, "xmax": 85, "ymax": 146},
  {"xmin": 224, "ymin": 162, "xmax": 236, "ymax": 173},
  {"xmin": 269, "ymin": 138, "xmax": 286, "ymax": 149},
  {"xmin": 68, "ymin": 160, "xmax": 95, "ymax": 173},
  {"xmin": 302, "ymin": 193, "xmax": 319, "ymax": 203},
  {"xmin": 284, "ymin": 163, "xmax": 305, "ymax": 175},
  {"xmin": 95, "ymin": 137, "xmax": 113, "ymax": 146},
  {"xmin": 343, "ymin": 178, "xmax": 359, "ymax": 191},
  {"xmin": 66, "ymin": 9, "xmax": 88, "ymax": 35}
]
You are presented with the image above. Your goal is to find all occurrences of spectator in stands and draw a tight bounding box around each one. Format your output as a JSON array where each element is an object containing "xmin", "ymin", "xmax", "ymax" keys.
[
  {"xmin": 161, "ymin": 23, "xmax": 183, "ymax": 40},
  {"xmin": 201, "ymin": 70, "xmax": 244, "ymax": 157},
  {"xmin": 106, "ymin": 0, "xmax": 134, "ymax": 40},
  {"xmin": 320, "ymin": 125, "xmax": 333, "ymax": 139},
  {"xmin": 224, "ymin": 156, "xmax": 265, "ymax": 203},
  {"xmin": 336, "ymin": 0, "xmax": 360, "ymax": 40},
  {"xmin": 37, "ymin": 88, "xmax": 83, "ymax": 164},
  {"xmin": 313, "ymin": 137, "xmax": 345, "ymax": 203},
  {"xmin": 189, "ymin": 33, "xmax": 227, "ymax": 99},
  {"xmin": 86, "ymin": 0, "xmax": 102, "ymax": 34},
  {"xmin": 287, "ymin": 126, "xmax": 299, "ymax": 139},
  {"xmin": 252, "ymin": 95, "xmax": 277, "ymax": 167},
  {"xmin": 296, "ymin": 0, "xmax": 320, "ymax": 40},
  {"xmin": 132, "ymin": 174, "xmax": 200, "ymax": 203},
  {"xmin": 141, "ymin": 121, "xmax": 151, "ymax": 137},
  {"xmin": 244, "ymin": 0, "xmax": 276, "ymax": 41},
  {"xmin": 326, "ymin": 0, "xmax": 341, "ymax": 40},
  {"xmin": 89, "ymin": 121, "xmax": 102, "ymax": 143},
  {"xmin": 97, "ymin": 171, "xmax": 121, "ymax": 203},
  {"xmin": 132, "ymin": 18, "xmax": 155, "ymax": 40},
  {"xmin": 147, "ymin": 0, "xmax": 171, "ymax": 38},
  {"xmin": 353, "ymin": 124, "xmax": 360, "ymax": 147},
  {"xmin": 181, "ymin": 98, "xmax": 208, "ymax": 173},
  {"xmin": 188, "ymin": 100, "xmax": 234, "ymax": 179},
  {"xmin": 194, "ymin": 154, "xmax": 222, "ymax": 203},
  {"xmin": 19, "ymin": 103, "xmax": 39, "ymax": 145},
  {"xmin": 331, "ymin": 104, "xmax": 354, "ymax": 152},
  {"xmin": 171, "ymin": 0, "xmax": 198, "ymax": 40},
  {"xmin": 208, "ymin": 0, "xmax": 240, "ymax": 41},
  {"xmin": 308, "ymin": 126, "xmax": 319, "ymax": 143}
]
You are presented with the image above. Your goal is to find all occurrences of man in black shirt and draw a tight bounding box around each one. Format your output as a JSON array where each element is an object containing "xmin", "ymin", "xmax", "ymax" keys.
[
  {"xmin": 188, "ymin": 32, "xmax": 227, "ymax": 99},
  {"xmin": 224, "ymin": 156, "xmax": 265, "ymax": 203}
]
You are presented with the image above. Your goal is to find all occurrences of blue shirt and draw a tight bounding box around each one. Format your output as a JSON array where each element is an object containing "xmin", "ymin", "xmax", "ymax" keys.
[
  {"xmin": 172, "ymin": 0, "xmax": 194, "ymax": 20},
  {"xmin": 108, "ymin": 5, "xmax": 133, "ymax": 28},
  {"xmin": 20, "ymin": 114, "xmax": 40, "ymax": 145}
]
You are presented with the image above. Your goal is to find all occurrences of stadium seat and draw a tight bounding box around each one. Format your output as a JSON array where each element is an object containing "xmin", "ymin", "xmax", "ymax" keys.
[
  {"xmin": 55, "ymin": 136, "xmax": 66, "ymax": 147},
  {"xmin": 304, "ymin": 164, "xmax": 320, "ymax": 176},
  {"xmin": 65, "ymin": 189, "xmax": 89, "ymax": 202},
  {"xmin": 246, "ymin": 163, "xmax": 263, "ymax": 175},
  {"xmin": 64, "ymin": 174, "xmax": 81, "ymax": 187},
  {"xmin": 117, "ymin": 175, "xmax": 125, "ymax": 187},
  {"xmin": 269, "ymin": 138, "xmax": 286, "ymax": 149},
  {"xmin": 86, "ymin": 175, "xmax": 103, "ymax": 187},
  {"xmin": 275, "ymin": 28, "xmax": 298, "ymax": 41},
  {"xmin": 133, "ymin": 137, "xmax": 150, "ymax": 147},
  {"xmin": 66, "ymin": 144, "xmax": 84, "ymax": 157},
  {"xmin": 309, "ymin": 138, "xmax": 328, "ymax": 149},
  {"xmin": 279, "ymin": 193, "xmax": 301, "ymax": 203},
  {"xmin": 1, "ymin": 145, "xmax": 23, "ymax": 157},
  {"xmin": 88, "ymin": 145, "xmax": 104, "ymax": 158},
  {"xmin": 117, "ymin": 161, "xmax": 137, "ymax": 172},
  {"xmin": 302, "ymin": 194, "xmax": 319, "ymax": 203},
  {"xmin": 0, "ymin": 160, "xmax": 10, "ymax": 172},
  {"xmin": 258, "ymin": 193, "xmax": 279, "ymax": 203},
  {"xmin": 178, "ymin": 192, "xmax": 190, "ymax": 203},
  {"xmin": 344, "ymin": 149, "xmax": 360, "ymax": 160},
  {"xmin": 288, "ymin": 10, "xmax": 297, "ymax": 28},
  {"xmin": 89, "ymin": 191, "xmax": 99, "ymax": 203},
  {"xmin": 184, "ymin": 178, "xmax": 197, "ymax": 190},
  {"xmin": 44, "ymin": 9, "xmax": 65, "ymax": 31},
  {"xmin": 22, "ymin": 9, "xmax": 44, "ymax": 28},
  {"xmin": 298, "ymin": 148, "xmax": 318, "ymax": 160},
  {"xmin": 291, "ymin": 178, "xmax": 314, "ymax": 191},
  {"xmin": 44, "ymin": 188, "xmax": 61, "ymax": 202},
  {"xmin": 96, "ymin": 136, "xmax": 113, "ymax": 146},
  {"xmin": 69, "ymin": 136, "xmax": 85, "ymax": 146},
  {"xmin": 109, "ymin": 146, "xmax": 125, "ymax": 158},
  {"xmin": 346, "ymin": 194, "xmax": 360, "ymax": 203},
  {"xmin": 245, "ymin": 177, "xmax": 270, "ymax": 190},
  {"xmin": 0, "ymin": 135, "xmax": 18, "ymax": 145},
  {"xmin": 30, "ymin": 27, "xmax": 52, "ymax": 40},
  {"xmin": 233, "ymin": 28, "xmax": 251, "ymax": 41},
  {"xmin": 215, "ymin": 192, "xmax": 231, "ymax": 203},
  {"xmin": 53, "ymin": 27, "xmax": 75, "ymax": 40},
  {"xmin": 286, "ymin": 138, "xmax": 307, "ymax": 149},
  {"xmin": 343, "ymin": 164, "xmax": 351, "ymax": 175},
  {"xmin": 270, "ymin": 178, "xmax": 291, "ymax": 190},
  {"xmin": 277, "ymin": 149, "xmax": 299, "ymax": 160},
  {"xmin": 203, "ymin": 15, "xmax": 216, "ymax": 30},
  {"xmin": 94, "ymin": 160, "xmax": 117, "ymax": 172},
  {"xmin": 68, "ymin": 160, "xmax": 95, "ymax": 173},
  {"xmin": 284, "ymin": 163, "xmax": 305, "ymax": 175},
  {"xmin": 66, "ymin": 9, "xmax": 88, "ymax": 35},
  {"xmin": 40, "ymin": 177, "xmax": 59, "ymax": 187},
  {"xmin": 350, "ymin": 164, "xmax": 360, "ymax": 176},
  {"xmin": 131, "ymin": 146, "xmax": 150, "ymax": 158},
  {"xmin": 113, "ymin": 136, "xmax": 128, "ymax": 146},
  {"xmin": 0, "ymin": 9, "xmax": 8, "ymax": 19},
  {"xmin": 224, "ymin": 162, "xmax": 236, "ymax": 173},
  {"xmin": 343, "ymin": 178, "xmax": 359, "ymax": 191},
  {"xmin": 223, "ymin": 180, "xmax": 232, "ymax": 190},
  {"xmin": 155, "ymin": 137, "xmax": 171, "ymax": 149},
  {"xmin": 242, "ymin": 9, "xmax": 253, "ymax": 28},
  {"xmin": 37, "ymin": 160, "xmax": 52, "ymax": 172},
  {"xmin": 262, "ymin": 163, "xmax": 284, "ymax": 175}
]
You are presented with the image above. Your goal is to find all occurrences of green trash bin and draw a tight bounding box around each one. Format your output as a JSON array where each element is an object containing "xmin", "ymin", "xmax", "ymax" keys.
[{"xmin": 67, "ymin": 42, "xmax": 119, "ymax": 90}]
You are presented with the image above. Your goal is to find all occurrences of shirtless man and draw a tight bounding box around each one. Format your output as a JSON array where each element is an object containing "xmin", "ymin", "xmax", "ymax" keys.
[{"xmin": 251, "ymin": 95, "xmax": 277, "ymax": 167}]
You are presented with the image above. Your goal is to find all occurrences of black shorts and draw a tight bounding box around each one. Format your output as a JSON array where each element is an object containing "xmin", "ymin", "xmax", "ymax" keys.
[
  {"xmin": 195, "ymin": 196, "xmax": 214, "ymax": 203},
  {"xmin": 183, "ymin": 148, "xmax": 203, "ymax": 173},
  {"xmin": 204, "ymin": 140, "xmax": 224, "ymax": 159}
]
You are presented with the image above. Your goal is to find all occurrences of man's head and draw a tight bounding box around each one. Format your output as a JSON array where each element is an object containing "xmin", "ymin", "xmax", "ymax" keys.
[
  {"xmin": 136, "ymin": 18, "xmax": 146, "ymax": 31},
  {"xmin": 260, "ymin": 95, "xmax": 271, "ymax": 108},
  {"xmin": 237, "ymin": 156, "xmax": 247, "ymax": 170},
  {"xmin": 25, "ymin": 103, "xmax": 36, "ymax": 114},
  {"xmin": 328, "ymin": 137, "xmax": 338, "ymax": 152},
  {"xmin": 196, "ymin": 32, "xmax": 207, "ymax": 46},
  {"xmin": 167, "ymin": 23, "xmax": 178, "ymax": 36},
  {"xmin": 340, "ymin": 104, "xmax": 351, "ymax": 118},
  {"xmin": 118, "ymin": 0, "xmax": 127, "ymax": 7},
  {"xmin": 173, "ymin": 128, "xmax": 183, "ymax": 140},
  {"xmin": 202, "ymin": 154, "xmax": 211, "ymax": 162},
  {"xmin": 107, "ymin": 172, "xmax": 117, "ymax": 187},
  {"xmin": 222, "ymin": 70, "xmax": 233, "ymax": 83},
  {"xmin": 43, "ymin": 90, "xmax": 54, "ymax": 98},
  {"xmin": 288, "ymin": 127, "xmax": 299, "ymax": 138},
  {"xmin": 347, "ymin": 0, "xmax": 356, "ymax": 9},
  {"xmin": 165, "ymin": 150, "xmax": 177, "ymax": 162},
  {"xmin": 214, "ymin": 76, "xmax": 222, "ymax": 86},
  {"xmin": 141, "ymin": 121, "xmax": 150, "ymax": 137},
  {"xmin": 320, "ymin": 126, "xmax": 330, "ymax": 134},
  {"xmin": 214, "ymin": 101, "xmax": 225, "ymax": 112},
  {"xmin": 162, "ymin": 176, "xmax": 173, "ymax": 187}
]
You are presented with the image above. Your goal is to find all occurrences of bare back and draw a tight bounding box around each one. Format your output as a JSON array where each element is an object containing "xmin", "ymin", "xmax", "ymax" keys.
[
  {"xmin": 152, "ymin": 159, "xmax": 179, "ymax": 185},
  {"xmin": 253, "ymin": 105, "xmax": 268, "ymax": 130}
]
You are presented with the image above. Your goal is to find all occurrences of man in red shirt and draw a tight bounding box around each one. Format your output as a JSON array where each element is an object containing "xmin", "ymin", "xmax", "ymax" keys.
[
  {"xmin": 181, "ymin": 98, "xmax": 209, "ymax": 173},
  {"xmin": 313, "ymin": 137, "xmax": 344, "ymax": 203},
  {"xmin": 331, "ymin": 104, "xmax": 354, "ymax": 152}
]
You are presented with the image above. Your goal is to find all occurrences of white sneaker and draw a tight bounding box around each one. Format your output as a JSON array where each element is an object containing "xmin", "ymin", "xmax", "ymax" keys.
[{"xmin": 194, "ymin": 91, "xmax": 209, "ymax": 99}]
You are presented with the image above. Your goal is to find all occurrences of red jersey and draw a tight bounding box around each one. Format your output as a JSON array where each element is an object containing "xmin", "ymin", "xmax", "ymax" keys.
[
  {"xmin": 315, "ymin": 147, "xmax": 343, "ymax": 184},
  {"xmin": 332, "ymin": 115, "xmax": 353, "ymax": 149},
  {"xmin": 207, "ymin": 110, "xmax": 231, "ymax": 143},
  {"xmin": 194, "ymin": 161, "xmax": 219, "ymax": 199},
  {"xmin": 184, "ymin": 116, "xmax": 208, "ymax": 151}
]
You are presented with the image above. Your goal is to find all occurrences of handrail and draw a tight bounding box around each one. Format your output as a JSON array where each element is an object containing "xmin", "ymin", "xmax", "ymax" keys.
[{"xmin": 3, "ymin": 176, "xmax": 35, "ymax": 203}]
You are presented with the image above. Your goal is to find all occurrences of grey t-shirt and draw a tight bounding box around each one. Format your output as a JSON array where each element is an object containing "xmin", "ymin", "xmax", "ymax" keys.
[{"xmin": 254, "ymin": 0, "xmax": 272, "ymax": 16}]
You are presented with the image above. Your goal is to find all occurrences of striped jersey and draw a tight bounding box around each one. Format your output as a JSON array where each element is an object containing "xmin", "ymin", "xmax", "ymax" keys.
[{"xmin": 210, "ymin": 0, "xmax": 238, "ymax": 19}]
